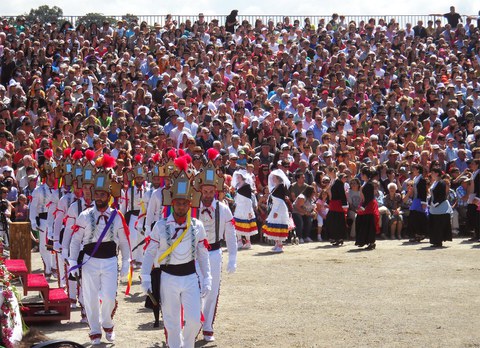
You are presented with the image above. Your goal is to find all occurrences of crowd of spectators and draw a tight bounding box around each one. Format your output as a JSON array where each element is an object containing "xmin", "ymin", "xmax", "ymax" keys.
[{"xmin": 0, "ymin": 9, "xmax": 479, "ymax": 244}]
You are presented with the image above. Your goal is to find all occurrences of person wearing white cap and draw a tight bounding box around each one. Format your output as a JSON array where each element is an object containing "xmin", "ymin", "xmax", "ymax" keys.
[{"xmin": 170, "ymin": 116, "xmax": 191, "ymax": 148}]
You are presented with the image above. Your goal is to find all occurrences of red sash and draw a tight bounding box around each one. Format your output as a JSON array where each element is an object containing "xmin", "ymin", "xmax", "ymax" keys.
[
  {"xmin": 328, "ymin": 200, "xmax": 346, "ymax": 213},
  {"xmin": 357, "ymin": 200, "xmax": 380, "ymax": 234}
]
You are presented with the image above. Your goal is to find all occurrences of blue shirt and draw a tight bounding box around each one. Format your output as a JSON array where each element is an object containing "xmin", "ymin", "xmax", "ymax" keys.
[{"xmin": 308, "ymin": 123, "xmax": 327, "ymax": 142}]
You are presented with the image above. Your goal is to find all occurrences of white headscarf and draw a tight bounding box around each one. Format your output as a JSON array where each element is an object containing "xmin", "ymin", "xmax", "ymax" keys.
[
  {"xmin": 232, "ymin": 168, "xmax": 254, "ymax": 188},
  {"xmin": 268, "ymin": 168, "xmax": 291, "ymax": 193}
]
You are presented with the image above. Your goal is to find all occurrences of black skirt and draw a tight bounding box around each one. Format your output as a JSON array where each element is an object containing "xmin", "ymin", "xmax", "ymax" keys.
[
  {"xmin": 355, "ymin": 214, "xmax": 376, "ymax": 246},
  {"xmin": 325, "ymin": 211, "xmax": 347, "ymax": 240},
  {"xmin": 429, "ymin": 213, "xmax": 452, "ymax": 245},
  {"xmin": 408, "ymin": 210, "xmax": 428, "ymax": 237},
  {"xmin": 145, "ymin": 267, "xmax": 162, "ymax": 310}
]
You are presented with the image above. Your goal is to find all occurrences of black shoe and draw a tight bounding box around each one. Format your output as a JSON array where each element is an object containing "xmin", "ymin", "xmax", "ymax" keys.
[
  {"xmin": 337, "ymin": 240, "xmax": 344, "ymax": 246},
  {"xmin": 366, "ymin": 243, "xmax": 376, "ymax": 250}
]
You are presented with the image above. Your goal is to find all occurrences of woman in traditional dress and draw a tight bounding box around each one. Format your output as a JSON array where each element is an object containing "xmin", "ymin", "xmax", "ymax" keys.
[
  {"xmin": 408, "ymin": 164, "xmax": 428, "ymax": 242},
  {"xmin": 325, "ymin": 173, "xmax": 348, "ymax": 246},
  {"xmin": 232, "ymin": 169, "xmax": 257, "ymax": 249},
  {"xmin": 263, "ymin": 169, "xmax": 291, "ymax": 253},
  {"xmin": 428, "ymin": 167, "xmax": 453, "ymax": 247},
  {"xmin": 355, "ymin": 167, "xmax": 380, "ymax": 250}
]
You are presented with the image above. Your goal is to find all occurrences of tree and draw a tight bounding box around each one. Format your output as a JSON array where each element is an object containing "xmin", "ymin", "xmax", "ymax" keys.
[
  {"xmin": 25, "ymin": 5, "xmax": 63, "ymax": 24},
  {"xmin": 76, "ymin": 13, "xmax": 117, "ymax": 28},
  {"xmin": 122, "ymin": 13, "xmax": 139, "ymax": 24}
]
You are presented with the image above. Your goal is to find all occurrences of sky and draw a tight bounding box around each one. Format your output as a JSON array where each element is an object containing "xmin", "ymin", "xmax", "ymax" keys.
[{"xmin": 2, "ymin": 1, "xmax": 478, "ymax": 18}]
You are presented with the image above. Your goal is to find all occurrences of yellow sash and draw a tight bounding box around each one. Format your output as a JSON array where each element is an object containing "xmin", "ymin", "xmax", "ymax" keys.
[{"xmin": 157, "ymin": 210, "xmax": 192, "ymax": 264}]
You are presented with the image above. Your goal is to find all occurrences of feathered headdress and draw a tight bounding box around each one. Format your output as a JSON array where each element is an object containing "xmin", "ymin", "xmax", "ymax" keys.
[
  {"xmin": 174, "ymin": 156, "xmax": 188, "ymax": 172},
  {"xmin": 85, "ymin": 149, "xmax": 95, "ymax": 163},
  {"xmin": 162, "ymin": 155, "xmax": 200, "ymax": 207},
  {"xmin": 151, "ymin": 153, "xmax": 161, "ymax": 163},
  {"xmin": 93, "ymin": 154, "xmax": 120, "ymax": 197},
  {"xmin": 131, "ymin": 153, "xmax": 146, "ymax": 180},
  {"xmin": 207, "ymin": 148, "xmax": 220, "ymax": 162},
  {"xmin": 39, "ymin": 148, "xmax": 56, "ymax": 178},
  {"xmin": 63, "ymin": 148, "xmax": 72, "ymax": 158},
  {"xmin": 102, "ymin": 154, "xmax": 116, "ymax": 169}
]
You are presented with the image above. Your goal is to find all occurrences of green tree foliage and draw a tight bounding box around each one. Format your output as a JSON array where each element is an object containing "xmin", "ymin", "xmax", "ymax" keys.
[
  {"xmin": 25, "ymin": 5, "xmax": 63, "ymax": 24},
  {"xmin": 76, "ymin": 13, "xmax": 117, "ymax": 28},
  {"xmin": 122, "ymin": 13, "xmax": 139, "ymax": 24}
]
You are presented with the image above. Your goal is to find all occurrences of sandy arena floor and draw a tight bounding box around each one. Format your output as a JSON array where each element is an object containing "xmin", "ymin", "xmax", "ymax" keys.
[{"xmin": 24, "ymin": 238, "xmax": 480, "ymax": 348}]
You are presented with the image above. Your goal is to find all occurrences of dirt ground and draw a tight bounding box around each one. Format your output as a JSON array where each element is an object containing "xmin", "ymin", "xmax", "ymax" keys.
[{"xmin": 23, "ymin": 238, "xmax": 480, "ymax": 348}]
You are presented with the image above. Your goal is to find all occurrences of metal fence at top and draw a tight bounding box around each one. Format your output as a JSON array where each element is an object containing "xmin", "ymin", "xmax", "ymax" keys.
[{"xmin": 58, "ymin": 14, "xmax": 475, "ymax": 29}]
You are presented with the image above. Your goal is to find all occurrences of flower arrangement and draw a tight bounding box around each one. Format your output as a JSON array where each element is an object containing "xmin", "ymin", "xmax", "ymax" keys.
[{"xmin": 0, "ymin": 256, "xmax": 24, "ymax": 348}]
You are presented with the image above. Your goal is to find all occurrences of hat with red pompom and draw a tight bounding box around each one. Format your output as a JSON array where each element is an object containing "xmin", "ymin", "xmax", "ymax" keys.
[
  {"xmin": 193, "ymin": 148, "xmax": 225, "ymax": 192},
  {"xmin": 149, "ymin": 152, "xmax": 162, "ymax": 179},
  {"xmin": 131, "ymin": 153, "xmax": 146, "ymax": 181},
  {"xmin": 54, "ymin": 147, "xmax": 75, "ymax": 186},
  {"xmin": 161, "ymin": 155, "xmax": 201, "ymax": 207},
  {"xmin": 39, "ymin": 148, "xmax": 56, "ymax": 178},
  {"xmin": 158, "ymin": 148, "xmax": 178, "ymax": 177},
  {"xmin": 93, "ymin": 154, "xmax": 122, "ymax": 197}
]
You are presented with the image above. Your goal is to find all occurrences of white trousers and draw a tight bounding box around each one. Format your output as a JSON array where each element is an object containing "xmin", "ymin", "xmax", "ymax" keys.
[
  {"xmin": 38, "ymin": 219, "xmax": 53, "ymax": 274},
  {"xmin": 82, "ymin": 257, "xmax": 118, "ymax": 336},
  {"xmin": 128, "ymin": 217, "xmax": 143, "ymax": 263},
  {"xmin": 57, "ymin": 253, "xmax": 66, "ymax": 287},
  {"xmin": 161, "ymin": 272, "xmax": 201, "ymax": 348},
  {"xmin": 200, "ymin": 249, "xmax": 222, "ymax": 334},
  {"xmin": 68, "ymin": 278, "xmax": 77, "ymax": 301}
]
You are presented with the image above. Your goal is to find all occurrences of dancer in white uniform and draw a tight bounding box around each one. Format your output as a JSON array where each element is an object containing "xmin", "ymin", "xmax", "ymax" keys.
[
  {"xmin": 69, "ymin": 156, "xmax": 131, "ymax": 345},
  {"xmin": 29, "ymin": 149, "xmax": 58, "ymax": 278},
  {"xmin": 121, "ymin": 155, "xmax": 148, "ymax": 266},
  {"xmin": 141, "ymin": 156, "xmax": 211, "ymax": 348},
  {"xmin": 61, "ymin": 149, "xmax": 94, "ymax": 320},
  {"xmin": 195, "ymin": 158, "xmax": 237, "ymax": 342}
]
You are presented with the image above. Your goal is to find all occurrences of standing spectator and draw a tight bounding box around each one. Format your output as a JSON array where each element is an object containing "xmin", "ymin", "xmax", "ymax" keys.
[
  {"xmin": 454, "ymin": 176, "xmax": 470, "ymax": 235},
  {"xmin": 225, "ymin": 10, "xmax": 239, "ymax": 34},
  {"xmin": 430, "ymin": 6, "xmax": 463, "ymax": 28},
  {"xmin": 315, "ymin": 189, "xmax": 329, "ymax": 241},
  {"xmin": 466, "ymin": 159, "xmax": 480, "ymax": 241},
  {"xmin": 292, "ymin": 185, "xmax": 316, "ymax": 243}
]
